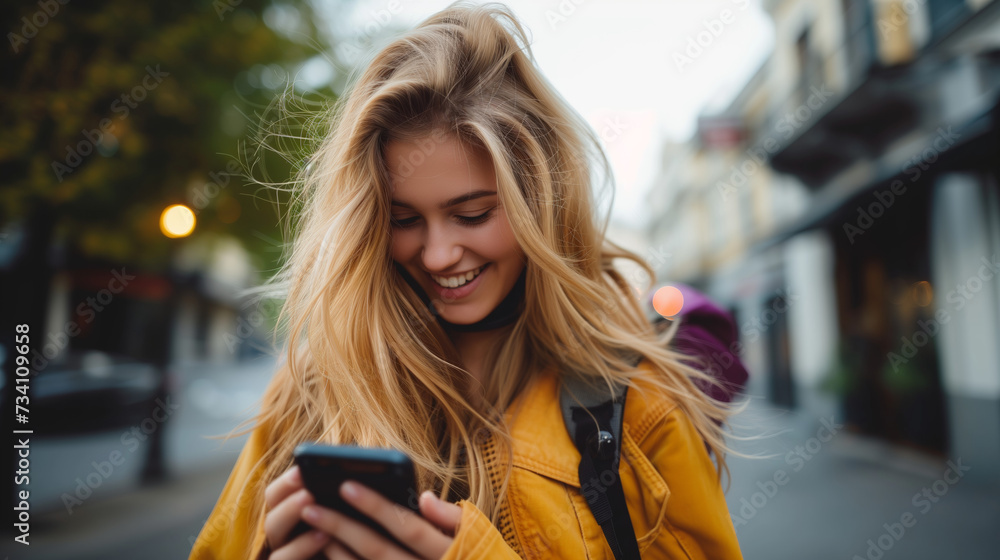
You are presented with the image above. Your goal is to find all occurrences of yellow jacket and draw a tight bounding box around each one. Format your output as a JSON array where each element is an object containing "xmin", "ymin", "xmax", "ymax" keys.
[{"xmin": 189, "ymin": 358, "xmax": 743, "ymax": 559}]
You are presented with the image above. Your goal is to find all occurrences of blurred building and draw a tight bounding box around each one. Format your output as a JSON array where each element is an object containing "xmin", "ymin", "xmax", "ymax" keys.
[
  {"xmin": 39, "ymin": 233, "xmax": 267, "ymax": 368},
  {"xmin": 647, "ymin": 0, "xmax": 1000, "ymax": 485},
  {"xmin": 1, "ymin": 222, "xmax": 268, "ymax": 437}
]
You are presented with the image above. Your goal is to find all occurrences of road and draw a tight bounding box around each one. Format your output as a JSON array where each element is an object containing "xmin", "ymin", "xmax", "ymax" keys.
[
  {"xmin": 724, "ymin": 397, "xmax": 999, "ymax": 559},
  {"xmin": 0, "ymin": 355, "xmax": 276, "ymax": 560}
]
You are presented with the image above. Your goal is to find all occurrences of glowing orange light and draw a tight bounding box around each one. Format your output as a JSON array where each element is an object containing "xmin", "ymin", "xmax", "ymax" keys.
[
  {"xmin": 653, "ymin": 285, "xmax": 684, "ymax": 318},
  {"xmin": 160, "ymin": 204, "xmax": 196, "ymax": 238},
  {"xmin": 912, "ymin": 281, "xmax": 933, "ymax": 307}
]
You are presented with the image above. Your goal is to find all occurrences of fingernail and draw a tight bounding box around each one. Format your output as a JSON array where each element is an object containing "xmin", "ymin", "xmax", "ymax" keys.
[
  {"xmin": 422, "ymin": 491, "xmax": 440, "ymax": 511},
  {"xmin": 313, "ymin": 530, "xmax": 328, "ymax": 542},
  {"xmin": 303, "ymin": 505, "xmax": 320, "ymax": 522},
  {"xmin": 341, "ymin": 481, "xmax": 359, "ymax": 499}
]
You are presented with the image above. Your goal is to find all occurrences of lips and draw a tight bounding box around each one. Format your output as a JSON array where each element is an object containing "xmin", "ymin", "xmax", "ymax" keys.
[
  {"xmin": 428, "ymin": 263, "xmax": 491, "ymax": 300},
  {"xmin": 430, "ymin": 263, "xmax": 489, "ymax": 288}
]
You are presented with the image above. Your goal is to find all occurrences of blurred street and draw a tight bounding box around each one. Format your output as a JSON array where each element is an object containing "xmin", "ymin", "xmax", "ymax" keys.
[
  {"xmin": 725, "ymin": 395, "xmax": 999, "ymax": 559},
  {"xmin": 0, "ymin": 355, "xmax": 276, "ymax": 560}
]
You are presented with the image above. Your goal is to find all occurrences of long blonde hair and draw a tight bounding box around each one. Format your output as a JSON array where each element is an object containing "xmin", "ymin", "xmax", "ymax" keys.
[{"xmin": 221, "ymin": 1, "xmax": 736, "ymax": 554}]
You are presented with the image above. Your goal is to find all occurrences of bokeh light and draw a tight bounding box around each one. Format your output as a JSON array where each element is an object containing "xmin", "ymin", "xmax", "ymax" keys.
[
  {"xmin": 912, "ymin": 280, "xmax": 933, "ymax": 307},
  {"xmin": 653, "ymin": 285, "xmax": 684, "ymax": 318},
  {"xmin": 160, "ymin": 204, "xmax": 196, "ymax": 238}
]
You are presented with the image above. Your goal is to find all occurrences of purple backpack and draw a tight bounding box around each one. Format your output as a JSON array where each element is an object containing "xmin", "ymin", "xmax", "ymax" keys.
[{"xmin": 648, "ymin": 283, "xmax": 749, "ymax": 403}]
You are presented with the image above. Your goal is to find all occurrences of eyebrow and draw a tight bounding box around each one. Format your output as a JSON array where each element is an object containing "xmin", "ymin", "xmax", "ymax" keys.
[{"xmin": 391, "ymin": 189, "xmax": 498, "ymax": 210}]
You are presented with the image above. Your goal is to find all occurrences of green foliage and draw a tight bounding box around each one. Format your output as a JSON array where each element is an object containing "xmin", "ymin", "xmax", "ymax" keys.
[
  {"xmin": 820, "ymin": 343, "xmax": 861, "ymax": 396},
  {"xmin": 881, "ymin": 359, "xmax": 931, "ymax": 395},
  {"xmin": 2, "ymin": 0, "xmax": 338, "ymax": 273},
  {"xmin": 821, "ymin": 341, "xmax": 933, "ymax": 397}
]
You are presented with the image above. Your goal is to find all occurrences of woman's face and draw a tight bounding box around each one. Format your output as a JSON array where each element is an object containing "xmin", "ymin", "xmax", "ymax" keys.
[{"xmin": 387, "ymin": 132, "xmax": 526, "ymax": 325}]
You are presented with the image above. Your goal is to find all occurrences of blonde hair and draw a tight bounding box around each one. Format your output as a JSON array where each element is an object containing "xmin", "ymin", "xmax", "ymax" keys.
[{"xmin": 220, "ymin": 2, "xmax": 737, "ymax": 555}]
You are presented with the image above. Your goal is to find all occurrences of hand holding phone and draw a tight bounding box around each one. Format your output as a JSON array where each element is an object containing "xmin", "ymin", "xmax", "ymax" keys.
[{"xmin": 289, "ymin": 442, "xmax": 422, "ymax": 553}]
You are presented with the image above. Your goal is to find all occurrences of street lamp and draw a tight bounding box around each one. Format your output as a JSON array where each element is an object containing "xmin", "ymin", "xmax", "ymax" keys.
[{"xmin": 159, "ymin": 204, "xmax": 196, "ymax": 238}]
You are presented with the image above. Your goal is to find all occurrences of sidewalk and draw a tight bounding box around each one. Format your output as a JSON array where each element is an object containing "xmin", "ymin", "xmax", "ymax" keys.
[
  {"xmin": 724, "ymin": 398, "xmax": 999, "ymax": 560},
  {"xmin": 0, "ymin": 461, "xmax": 234, "ymax": 560},
  {"xmin": 0, "ymin": 356, "xmax": 274, "ymax": 559}
]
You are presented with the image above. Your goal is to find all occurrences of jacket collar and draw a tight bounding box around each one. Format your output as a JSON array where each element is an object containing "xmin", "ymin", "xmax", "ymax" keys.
[
  {"xmin": 502, "ymin": 358, "xmax": 654, "ymax": 489},
  {"xmin": 504, "ymin": 363, "xmax": 584, "ymax": 488}
]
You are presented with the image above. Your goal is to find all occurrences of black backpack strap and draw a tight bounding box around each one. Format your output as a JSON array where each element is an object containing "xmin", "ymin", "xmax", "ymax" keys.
[{"xmin": 560, "ymin": 373, "xmax": 642, "ymax": 560}]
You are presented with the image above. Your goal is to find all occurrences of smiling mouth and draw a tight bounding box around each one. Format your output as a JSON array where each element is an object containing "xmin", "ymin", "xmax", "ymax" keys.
[{"xmin": 429, "ymin": 263, "xmax": 491, "ymax": 288}]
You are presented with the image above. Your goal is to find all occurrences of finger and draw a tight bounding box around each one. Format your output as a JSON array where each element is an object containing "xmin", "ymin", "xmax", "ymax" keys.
[
  {"xmin": 418, "ymin": 492, "xmax": 462, "ymax": 536},
  {"xmin": 270, "ymin": 529, "xmax": 330, "ymax": 560},
  {"xmin": 301, "ymin": 504, "xmax": 416, "ymax": 560},
  {"xmin": 321, "ymin": 538, "xmax": 361, "ymax": 560},
  {"xmin": 265, "ymin": 488, "xmax": 316, "ymax": 549},
  {"xmin": 266, "ymin": 465, "xmax": 305, "ymax": 511},
  {"xmin": 337, "ymin": 481, "xmax": 451, "ymax": 559}
]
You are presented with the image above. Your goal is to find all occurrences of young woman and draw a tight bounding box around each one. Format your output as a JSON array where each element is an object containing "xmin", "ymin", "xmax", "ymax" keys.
[{"xmin": 190, "ymin": 2, "xmax": 743, "ymax": 558}]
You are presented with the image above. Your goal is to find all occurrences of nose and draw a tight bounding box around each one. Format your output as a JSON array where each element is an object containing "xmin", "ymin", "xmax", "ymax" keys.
[{"xmin": 420, "ymin": 221, "xmax": 462, "ymax": 273}]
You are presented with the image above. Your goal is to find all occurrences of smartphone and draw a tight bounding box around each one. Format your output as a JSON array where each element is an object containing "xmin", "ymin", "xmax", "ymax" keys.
[{"xmin": 289, "ymin": 442, "xmax": 422, "ymax": 553}]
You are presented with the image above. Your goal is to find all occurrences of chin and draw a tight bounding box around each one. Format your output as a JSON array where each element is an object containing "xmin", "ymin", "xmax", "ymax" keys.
[{"xmin": 438, "ymin": 305, "xmax": 491, "ymax": 325}]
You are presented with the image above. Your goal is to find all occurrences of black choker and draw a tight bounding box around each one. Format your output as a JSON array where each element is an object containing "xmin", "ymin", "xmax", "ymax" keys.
[{"xmin": 394, "ymin": 262, "xmax": 526, "ymax": 332}]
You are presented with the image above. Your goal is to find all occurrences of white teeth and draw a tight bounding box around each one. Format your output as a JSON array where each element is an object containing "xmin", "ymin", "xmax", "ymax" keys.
[{"xmin": 432, "ymin": 265, "xmax": 486, "ymax": 288}]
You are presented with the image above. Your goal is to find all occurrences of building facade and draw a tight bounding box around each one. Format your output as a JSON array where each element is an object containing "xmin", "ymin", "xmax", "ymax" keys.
[{"xmin": 647, "ymin": 0, "xmax": 1000, "ymax": 484}]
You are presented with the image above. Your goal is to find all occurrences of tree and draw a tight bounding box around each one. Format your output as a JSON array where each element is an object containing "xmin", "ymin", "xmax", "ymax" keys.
[
  {"xmin": 0, "ymin": 0, "xmax": 340, "ymax": 528},
  {"xmin": 1, "ymin": 0, "xmax": 337, "ymax": 272}
]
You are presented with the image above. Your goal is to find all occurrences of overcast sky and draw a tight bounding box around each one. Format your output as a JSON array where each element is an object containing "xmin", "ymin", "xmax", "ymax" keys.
[{"xmin": 311, "ymin": 0, "xmax": 774, "ymax": 229}]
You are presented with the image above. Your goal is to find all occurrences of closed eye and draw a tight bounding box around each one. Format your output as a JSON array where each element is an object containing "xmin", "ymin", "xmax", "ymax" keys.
[
  {"xmin": 390, "ymin": 208, "xmax": 495, "ymax": 229},
  {"xmin": 456, "ymin": 209, "xmax": 494, "ymax": 226}
]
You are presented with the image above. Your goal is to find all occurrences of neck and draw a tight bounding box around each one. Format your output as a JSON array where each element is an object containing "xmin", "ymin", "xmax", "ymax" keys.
[
  {"xmin": 447, "ymin": 324, "xmax": 504, "ymax": 405},
  {"xmin": 450, "ymin": 328, "xmax": 494, "ymax": 360}
]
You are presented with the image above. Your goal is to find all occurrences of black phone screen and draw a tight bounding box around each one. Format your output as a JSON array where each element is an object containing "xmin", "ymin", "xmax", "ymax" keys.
[{"xmin": 288, "ymin": 443, "xmax": 421, "ymax": 554}]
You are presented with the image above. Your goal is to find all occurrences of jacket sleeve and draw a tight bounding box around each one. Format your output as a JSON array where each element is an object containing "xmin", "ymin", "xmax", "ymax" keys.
[
  {"xmin": 439, "ymin": 499, "xmax": 523, "ymax": 560},
  {"xmin": 640, "ymin": 404, "xmax": 743, "ymax": 559},
  {"xmin": 188, "ymin": 423, "xmax": 272, "ymax": 560}
]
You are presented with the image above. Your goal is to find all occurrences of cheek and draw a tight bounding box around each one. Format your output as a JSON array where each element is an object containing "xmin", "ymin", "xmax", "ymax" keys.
[
  {"xmin": 482, "ymin": 209, "xmax": 523, "ymax": 261},
  {"xmin": 390, "ymin": 231, "xmax": 416, "ymax": 262}
]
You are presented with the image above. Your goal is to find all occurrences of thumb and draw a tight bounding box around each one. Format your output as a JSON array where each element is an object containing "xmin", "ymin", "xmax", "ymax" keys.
[{"xmin": 419, "ymin": 491, "xmax": 463, "ymax": 536}]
